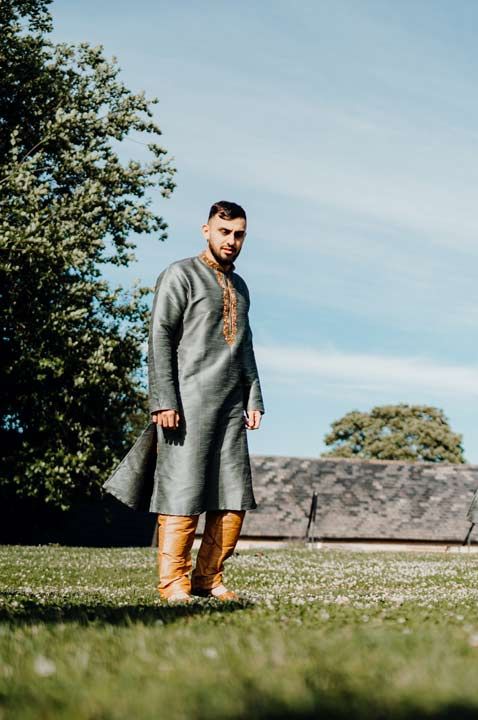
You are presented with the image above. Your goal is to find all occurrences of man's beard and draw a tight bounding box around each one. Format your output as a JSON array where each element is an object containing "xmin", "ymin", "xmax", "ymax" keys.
[{"xmin": 208, "ymin": 241, "xmax": 240, "ymax": 267}]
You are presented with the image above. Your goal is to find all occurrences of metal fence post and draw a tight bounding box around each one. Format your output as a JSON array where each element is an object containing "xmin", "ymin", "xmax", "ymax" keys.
[{"xmin": 305, "ymin": 491, "xmax": 318, "ymax": 544}]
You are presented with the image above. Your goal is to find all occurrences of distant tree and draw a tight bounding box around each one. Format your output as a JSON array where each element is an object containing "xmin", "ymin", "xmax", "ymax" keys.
[
  {"xmin": 322, "ymin": 404, "xmax": 465, "ymax": 463},
  {"xmin": 0, "ymin": 0, "xmax": 176, "ymax": 509}
]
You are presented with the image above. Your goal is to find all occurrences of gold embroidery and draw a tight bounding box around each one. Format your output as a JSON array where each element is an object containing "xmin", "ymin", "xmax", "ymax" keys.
[
  {"xmin": 198, "ymin": 251, "xmax": 235, "ymax": 274},
  {"xmin": 199, "ymin": 251, "xmax": 238, "ymax": 346},
  {"xmin": 216, "ymin": 270, "xmax": 238, "ymax": 346}
]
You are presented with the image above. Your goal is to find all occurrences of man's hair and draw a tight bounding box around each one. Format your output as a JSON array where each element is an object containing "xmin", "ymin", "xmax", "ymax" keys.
[{"xmin": 208, "ymin": 200, "xmax": 246, "ymax": 222}]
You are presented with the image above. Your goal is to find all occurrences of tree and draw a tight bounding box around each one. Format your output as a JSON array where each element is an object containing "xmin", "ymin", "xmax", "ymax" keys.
[
  {"xmin": 322, "ymin": 404, "xmax": 465, "ymax": 463},
  {"xmin": 0, "ymin": 0, "xmax": 176, "ymax": 509}
]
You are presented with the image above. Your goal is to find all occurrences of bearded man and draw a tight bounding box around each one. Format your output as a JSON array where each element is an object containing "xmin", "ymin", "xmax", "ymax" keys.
[{"xmin": 143, "ymin": 199, "xmax": 264, "ymax": 604}]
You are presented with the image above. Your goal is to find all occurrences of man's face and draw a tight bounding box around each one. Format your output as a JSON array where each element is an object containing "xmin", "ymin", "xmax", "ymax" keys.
[{"xmin": 202, "ymin": 214, "xmax": 247, "ymax": 267}]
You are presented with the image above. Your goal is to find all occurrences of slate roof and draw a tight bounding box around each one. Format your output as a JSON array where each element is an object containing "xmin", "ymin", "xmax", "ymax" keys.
[{"xmin": 219, "ymin": 455, "xmax": 478, "ymax": 542}]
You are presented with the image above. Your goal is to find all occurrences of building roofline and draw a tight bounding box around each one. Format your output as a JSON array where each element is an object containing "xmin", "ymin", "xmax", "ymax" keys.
[{"xmin": 250, "ymin": 454, "xmax": 478, "ymax": 469}]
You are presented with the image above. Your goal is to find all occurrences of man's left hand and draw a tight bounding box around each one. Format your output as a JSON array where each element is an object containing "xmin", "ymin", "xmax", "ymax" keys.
[{"xmin": 245, "ymin": 410, "xmax": 262, "ymax": 430}]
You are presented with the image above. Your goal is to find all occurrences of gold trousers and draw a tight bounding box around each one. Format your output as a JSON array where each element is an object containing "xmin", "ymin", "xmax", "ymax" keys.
[{"xmin": 157, "ymin": 510, "xmax": 245, "ymax": 599}]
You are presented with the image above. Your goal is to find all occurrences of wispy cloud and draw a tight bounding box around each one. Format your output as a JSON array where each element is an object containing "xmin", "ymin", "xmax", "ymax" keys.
[
  {"xmin": 256, "ymin": 345, "xmax": 478, "ymax": 398},
  {"xmin": 149, "ymin": 63, "xmax": 478, "ymax": 254}
]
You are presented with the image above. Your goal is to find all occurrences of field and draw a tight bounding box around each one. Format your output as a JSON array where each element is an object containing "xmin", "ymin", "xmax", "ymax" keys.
[{"xmin": 1, "ymin": 544, "xmax": 478, "ymax": 719}]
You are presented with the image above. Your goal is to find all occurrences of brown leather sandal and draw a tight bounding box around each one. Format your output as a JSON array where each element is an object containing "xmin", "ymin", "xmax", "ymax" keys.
[{"xmin": 191, "ymin": 583, "xmax": 240, "ymax": 601}]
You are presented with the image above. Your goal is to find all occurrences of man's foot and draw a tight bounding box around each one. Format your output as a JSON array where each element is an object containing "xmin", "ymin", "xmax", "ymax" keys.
[
  {"xmin": 191, "ymin": 583, "xmax": 240, "ymax": 601},
  {"xmin": 165, "ymin": 590, "xmax": 194, "ymax": 605}
]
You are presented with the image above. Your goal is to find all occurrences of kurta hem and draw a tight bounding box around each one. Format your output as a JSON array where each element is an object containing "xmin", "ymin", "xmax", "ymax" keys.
[{"xmin": 151, "ymin": 503, "xmax": 258, "ymax": 516}]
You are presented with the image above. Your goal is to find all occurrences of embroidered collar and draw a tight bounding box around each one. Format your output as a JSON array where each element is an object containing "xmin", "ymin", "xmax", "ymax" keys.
[{"xmin": 198, "ymin": 250, "xmax": 235, "ymax": 274}]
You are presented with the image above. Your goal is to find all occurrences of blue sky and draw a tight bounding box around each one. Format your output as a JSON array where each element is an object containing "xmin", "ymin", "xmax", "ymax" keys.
[{"xmin": 52, "ymin": 1, "xmax": 478, "ymax": 462}]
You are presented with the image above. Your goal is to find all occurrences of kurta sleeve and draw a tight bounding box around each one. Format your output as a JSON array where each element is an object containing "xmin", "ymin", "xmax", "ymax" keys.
[
  {"xmin": 148, "ymin": 265, "xmax": 188, "ymax": 414},
  {"xmin": 242, "ymin": 318, "xmax": 265, "ymax": 414}
]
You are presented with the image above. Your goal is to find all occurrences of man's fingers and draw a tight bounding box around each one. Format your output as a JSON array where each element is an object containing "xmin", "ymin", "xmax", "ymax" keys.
[
  {"xmin": 244, "ymin": 411, "xmax": 257, "ymax": 429},
  {"xmin": 157, "ymin": 410, "xmax": 181, "ymax": 429},
  {"xmin": 245, "ymin": 410, "xmax": 262, "ymax": 430}
]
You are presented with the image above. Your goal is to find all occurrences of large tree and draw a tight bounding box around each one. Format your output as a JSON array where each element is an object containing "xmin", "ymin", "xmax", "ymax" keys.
[
  {"xmin": 0, "ymin": 0, "xmax": 176, "ymax": 509},
  {"xmin": 322, "ymin": 404, "xmax": 465, "ymax": 463}
]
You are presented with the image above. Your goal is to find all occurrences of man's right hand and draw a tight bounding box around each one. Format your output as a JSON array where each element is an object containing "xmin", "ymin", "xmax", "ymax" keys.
[{"xmin": 152, "ymin": 410, "xmax": 180, "ymax": 429}]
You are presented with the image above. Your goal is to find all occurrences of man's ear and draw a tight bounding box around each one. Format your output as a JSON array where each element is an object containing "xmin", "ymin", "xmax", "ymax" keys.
[{"xmin": 201, "ymin": 223, "xmax": 210, "ymax": 241}]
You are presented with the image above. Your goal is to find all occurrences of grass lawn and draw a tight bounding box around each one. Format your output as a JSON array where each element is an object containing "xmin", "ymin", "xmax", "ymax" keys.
[{"xmin": 1, "ymin": 545, "xmax": 478, "ymax": 719}]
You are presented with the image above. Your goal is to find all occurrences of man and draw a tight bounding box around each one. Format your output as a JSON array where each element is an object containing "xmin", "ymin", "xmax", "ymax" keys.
[{"xmin": 148, "ymin": 200, "xmax": 264, "ymax": 604}]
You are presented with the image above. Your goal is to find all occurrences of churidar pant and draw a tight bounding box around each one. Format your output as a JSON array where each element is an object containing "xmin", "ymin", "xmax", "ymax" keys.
[{"xmin": 157, "ymin": 510, "xmax": 245, "ymax": 600}]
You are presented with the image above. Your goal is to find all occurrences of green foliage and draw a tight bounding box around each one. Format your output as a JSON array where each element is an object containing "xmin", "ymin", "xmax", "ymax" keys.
[
  {"xmin": 0, "ymin": 0, "xmax": 176, "ymax": 509},
  {"xmin": 323, "ymin": 404, "xmax": 465, "ymax": 463}
]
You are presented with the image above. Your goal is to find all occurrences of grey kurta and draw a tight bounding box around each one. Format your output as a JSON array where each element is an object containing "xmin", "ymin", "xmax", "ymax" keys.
[{"xmin": 146, "ymin": 252, "xmax": 264, "ymax": 515}]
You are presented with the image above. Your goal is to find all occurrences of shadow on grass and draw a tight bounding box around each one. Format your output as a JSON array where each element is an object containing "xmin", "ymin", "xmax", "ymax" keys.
[
  {"xmin": 234, "ymin": 701, "xmax": 478, "ymax": 720},
  {"xmin": 226, "ymin": 687, "xmax": 478, "ymax": 720},
  {"xmin": 0, "ymin": 591, "xmax": 253, "ymax": 626}
]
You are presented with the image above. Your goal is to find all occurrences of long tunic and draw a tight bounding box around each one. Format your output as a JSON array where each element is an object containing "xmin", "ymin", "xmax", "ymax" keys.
[{"xmin": 146, "ymin": 252, "xmax": 265, "ymax": 515}]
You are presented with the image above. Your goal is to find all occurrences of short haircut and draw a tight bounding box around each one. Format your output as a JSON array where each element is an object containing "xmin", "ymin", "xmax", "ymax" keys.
[{"xmin": 208, "ymin": 200, "xmax": 246, "ymax": 222}]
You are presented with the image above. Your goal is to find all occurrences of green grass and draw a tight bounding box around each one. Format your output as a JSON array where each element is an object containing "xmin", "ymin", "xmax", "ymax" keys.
[{"xmin": 2, "ymin": 545, "xmax": 478, "ymax": 719}]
